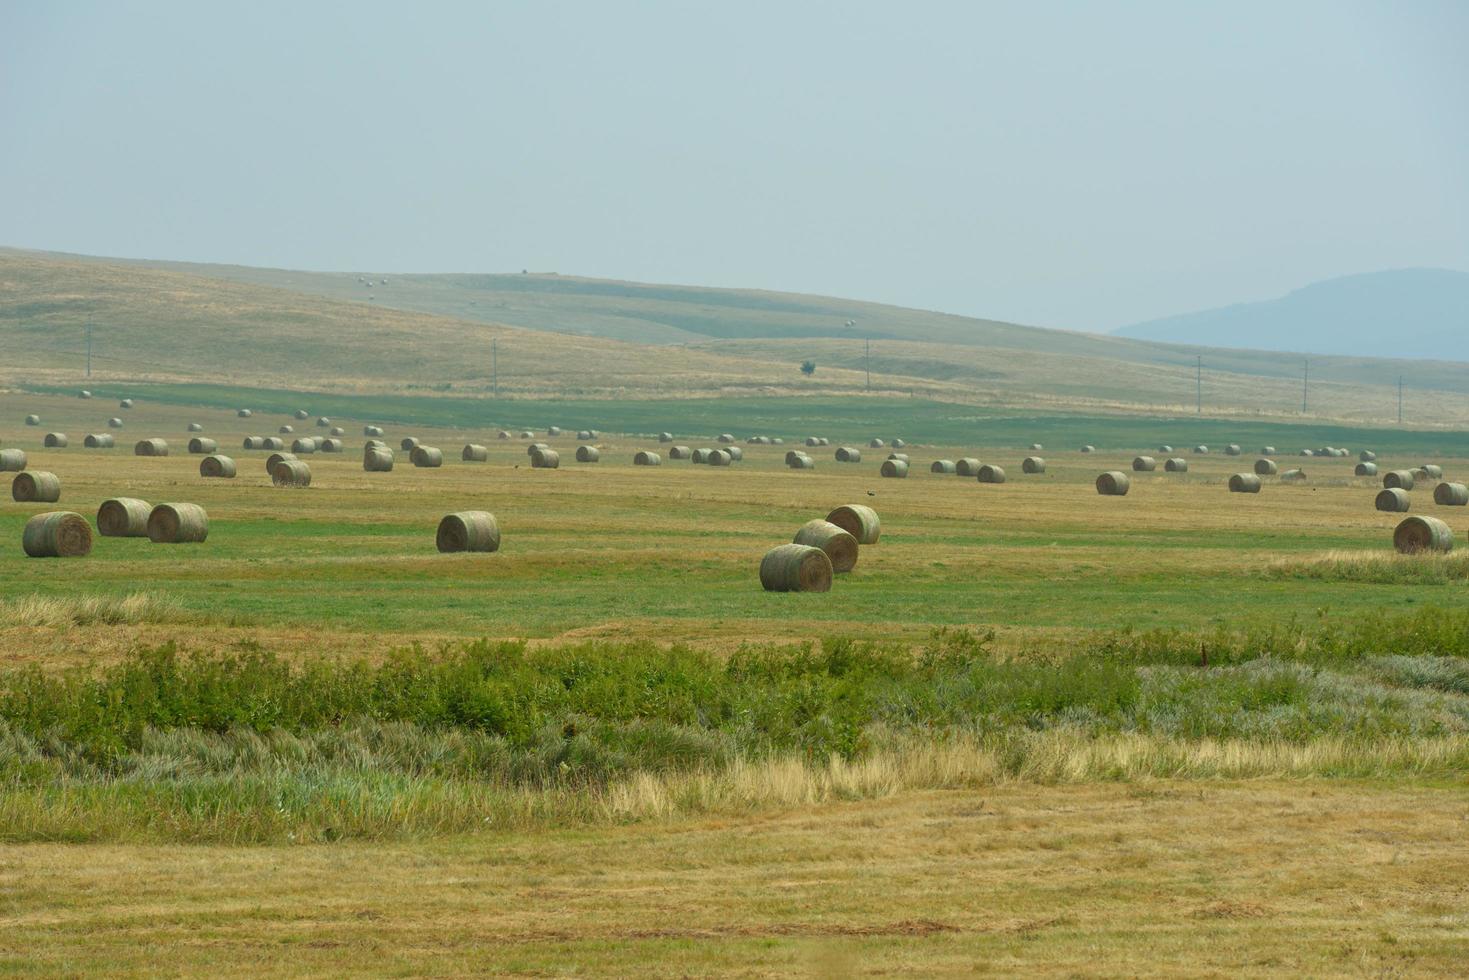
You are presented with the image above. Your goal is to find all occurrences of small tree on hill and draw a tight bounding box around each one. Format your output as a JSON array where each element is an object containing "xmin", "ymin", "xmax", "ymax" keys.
[{"xmin": 800, "ymin": 360, "xmax": 816, "ymax": 376}]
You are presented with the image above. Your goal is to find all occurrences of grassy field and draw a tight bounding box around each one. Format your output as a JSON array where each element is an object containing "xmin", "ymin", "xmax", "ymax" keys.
[{"xmin": 2, "ymin": 384, "xmax": 1468, "ymax": 975}]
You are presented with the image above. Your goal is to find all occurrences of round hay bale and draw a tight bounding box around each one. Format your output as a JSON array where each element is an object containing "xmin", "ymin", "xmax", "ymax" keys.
[
  {"xmin": 1359, "ymin": 450, "xmax": 1377, "ymax": 462},
  {"xmin": 437, "ymin": 511, "xmax": 501, "ymax": 553},
  {"xmin": 519, "ymin": 430, "xmax": 535, "ymax": 439},
  {"xmin": 330, "ymin": 427, "xmax": 345, "ymax": 437},
  {"xmin": 187, "ymin": 423, "xmax": 203, "ymax": 433},
  {"xmin": 1260, "ymin": 446, "xmax": 1277, "ymax": 456},
  {"xmin": 579, "ymin": 430, "xmax": 599, "ymax": 440},
  {"xmin": 22, "ymin": 511, "xmax": 92, "ymax": 558},
  {"xmin": 84, "ymin": 434, "xmax": 114, "ymax": 449},
  {"xmin": 261, "ymin": 437, "xmax": 285, "ymax": 451},
  {"xmin": 236, "ymin": 408, "xmax": 251, "ymax": 418},
  {"xmin": 24, "ymin": 414, "xmax": 40, "ymax": 426},
  {"xmin": 886, "ymin": 453, "xmax": 910, "ymax": 463},
  {"xmin": 1421, "ymin": 464, "xmax": 1444, "ymax": 480},
  {"xmin": 98, "ymin": 498, "xmax": 151, "ymax": 537},
  {"xmin": 294, "ymin": 409, "xmax": 310, "ymax": 420},
  {"xmin": 363, "ymin": 447, "xmax": 395, "ymax": 472},
  {"xmin": 291, "ymin": 438, "xmax": 318, "ymax": 455},
  {"xmin": 826, "ymin": 504, "xmax": 880, "ymax": 545},
  {"xmin": 793, "ymin": 519, "xmax": 859, "ymax": 573},
  {"xmin": 1300, "ymin": 449, "xmax": 1315, "ymax": 457},
  {"xmin": 759, "ymin": 543, "xmax": 832, "ymax": 592},
  {"xmin": 462, "ymin": 444, "xmax": 489, "ymax": 462},
  {"xmin": 147, "ymin": 503, "xmax": 209, "ymax": 543},
  {"xmin": 1394, "ymin": 516, "xmax": 1453, "ymax": 554},
  {"xmin": 1096, "ymin": 471, "xmax": 1130, "ymax": 496},
  {"xmin": 134, "ymin": 438, "xmax": 168, "ymax": 457},
  {"xmin": 1022, "ymin": 456, "xmax": 1045, "ymax": 474},
  {"xmin": 576, "ymin": 445, "xmax": 601, "ymax": 463},
  {"xmin": 955, "ymin": 458, "xmax": 980, "ymax": 477},
  {"xmin": 931, "ymin": 459, "xmax": 957, "ymax": 474},
  {"xmin": 364, "ymin": 440, "xmax": 387, "ymax": 451},
  {"xmin": 835, "ymin": 447, "xmax": 862, "ymax": 463},
  {"xmin": 818, "ymin": 437, "xmax": 830, "ymax": 446},
  {"xmin": 725, "ymin": 447, "xmax": 744, "ymax": 461},
  {"xmin": 892, "ymin": 439, "xmax": 906, "ymax": 449},
  {"xmin": 527, "ymin": 442, "xmax": 550, "ymax": 456},
  {"xmin": 659, "ymin": 432, "xmax": 674, "ymax": 443},
  {"xmin": 364, "ymin": 425, "xmax": 385, "ymax": 437},
  {"xmin": 43, "ymin": 433, "xmax": 68, "ymax": 448},
  {"xmin": 411, "ymin": 446, "xmax": 444, "ymax": 468},
  {"xmin": 1164, "ymin": 457, "xmax": 1189, "ymax": 473},
  {"xmin": 1080, "ymin": 445, "xmax": 1095, "ymax": 454},
  {"xmin": 1194, "ymin": 445, "xmax": 1209, "ymax": 454},
  {"xmin": 717, "ymin": 434, "xmax": 735, "ymax": 444},
  {"xmin": 199, "ymin": 455, "xmax": 236, "ymax": 479},
  {"xmin": 120, "ymin": 399, "xmax": 134, "ymax": 409},
  {"xmin": 1158, "ymin": 445, "xmax": 1173, "ymax": 453},
  {"xmin": 788, "ymin": 455, "xmax": 815, "ymax": 470},
  {"xmin": 0, "ymin": 449, "xmax": 27, "ymax": 472},
  {"xmin": 709, "ymin": 449, "xmax": 733, "ymax": 466},
  {"xmin": 1354, "ymin": 462, "xmax": 1378, "ymax": 477},
  {"xmin": 880, "ymin": 459, "xmax": 908, "ymax": 478},
  {"xmin": 1281, "ymin": 469, "xmax": 1307, "ymax": 483},
  {"xmin": 1029, "ymin": 443, "xmax": 1043, "ymax": 451},
  {"xmin": 805, "ymin": 436, "xmax": 822, "ymax": 447},
  {"xmin": 690, "ymin": 448, "xmax": 712, "ymax": 465},
  {"xmin": 1376, "ymin": 488, "xmax": 1411, "ymax": 512},
  {"xmin": 1224, "ymin": 444, "xmax": 1242, "ymax": 456},
  {"xmin": 1132, "ymin": 456, "xmax": 1157, "ymax": 472},
  {"xmin": 266, "ymin": 451, "xmax": 297, "ymax": 473},
  {"xmin": 279, "ymin": 425, "xmax": 295, "ymax": 434},
  {"xmin": 1383, "ymin": 470, "xmax": 1415, "ymax": 491},
  {"xmin": 497, "ymin": 430, "xmax": 512, "ymax": 440},
  {"xmin": 107, "ymin": 417, "xmax": 124, "ymax": 429},
  {"xmin": 79, "ymin": 390, "xmax": 92, "ymax": 399},
  {"xmin": 1228, "ymin": 473, "xmax": 1262, "ymax": 493},
  {"xmin": 785, "ymin": 450, "xmax": 807, "ymax": 466},
  {"xmin": 548, "ymin": 426, "xmax": 562, "ymax": 437},
  {"xmin": 236, "ymin": 435, "xmax": 261, "ymax": 451},
  {"xmin": 1433, "ymin": 482, "xmax": 1469, "ymax": 507},
  {"xmin": 669, "ymin": 445, "xmax": 692, "ymax": 460},
  {"xmin": 977, "ymin": 464, "xmax": 1006, "ymax": 484},
  {"xmin": 316, "ymin": 417, "xmax": 331, "ymax": 428},
  {"xmin": 271, "ymin": 459, "xmax": 312, "ymax": 487},
  {"xmin": 530, "ymin": 448, "xmax": 560, "ymax": 469},
  {"xmin": 869, "ymin": 438, "xmax": 885, "ymax": 448},
  {"xmin": 318, "ymin": 438, "xmax": 343, "ymax": 453},
  {"xmin": 401, "ymin": 437, "xmax": 420, "ymax": 451},
  {"xmin": 188, "ymin": 437, "xmax": 218, "ymax": 455},
  {"xmin": 634, "ymin": 451, "xmax": 661, "ymax": 466},
  {"xmin": 1254, "ymin": 458, "xmax": 1278, "ymax": 476},
  {"xmin": 12, "ymin": 471, "xmax": 60, "ymax": 502}
]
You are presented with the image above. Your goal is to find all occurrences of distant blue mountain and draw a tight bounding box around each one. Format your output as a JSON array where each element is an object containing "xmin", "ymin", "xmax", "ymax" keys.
[{"xmin": 1112, "ymin": 269, "xmax": 1469, "ymax": 362}]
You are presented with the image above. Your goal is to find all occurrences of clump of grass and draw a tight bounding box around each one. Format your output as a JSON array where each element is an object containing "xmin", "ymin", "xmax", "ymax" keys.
[
  {"xmin": 1262, "ymin": 549, "xmax": 1469, "ymax": 585},
  {"xmin": 0, "ymin": 592, "xmax": 190, "ymax": 628}
]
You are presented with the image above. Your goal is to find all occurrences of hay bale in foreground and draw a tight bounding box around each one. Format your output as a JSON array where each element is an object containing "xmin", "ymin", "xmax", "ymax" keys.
[
  {"xmin": 22, "ymin": 512, "xmax": 92, "ymax": 558},
  {"xmin": 1355, "ymin": 462, "xmax": 1378, "ymax": 477},
  {"xmin": 793, "ymin": 520, "xmax": 859, "ymax": 573},
  {"xmin": 1096, "ymin": 471, "xmax": 1130, "ymax": 496},
  {"xmin": 0, "ymin": 449, "xmax": 27, "ymax": 472},
  {"xmin": 365, "ymin": 425, "xmax": 385, "ymax": 438},
  {"xmin": 364, "ymin": 447, "xmax": 394, "ymax": 472},
  {"xmin": 835, "ymin": 447, "xmax": 862, "ymax": 463},
  {"xmin": 1164, "ymin": 457, "xmax": 1188, "ymax": 472},
  {"xmin": 291, "ymin": 438, "xmax": 318, "ymax": 455},
  {"xmin": 44, "ymin": 433, "xmax": 68, "ymax": 448},
  {"xmin": 98, "ymin": 498, "xmax": 151, "ymax": 537},
  {"xmin": 954, "ymin": 457, "xmax": 980, "ymax": 477},
  {"xmin": 12, "ymin": 471, "xmax": 60, "ymax": 502},
  {"xmin": 669, "ymin": 445, "xmax": 692, "ymax": 460},
  {"xmin": 880, "ymin": 459, "xmax": 908, "ymax": 478},
  {"xmin": 530, "ymin": 448, "xmax": 560, "ymax": 469},
  {"xmin": 84, "ymin": 434, "xmax": 114, "ymax": 449},
  {"xmin": 1394, "ymin": 516, "xmax": 1453, "ymax": 554},
  {"xmin": 1383, "ymin": 470, "xmax": 1415, "ymax": 491},
  {"xmin": 1228, "ymin": 473, "xmax": 1262, "ymax": 493},
  {"xmin": 411, "ymin": 446, "xmax": 444, "ymax": 468},
  {"xmin": 272, "ymin": 459, "xmax": 312, "ymax": 487},
  {"xmin": 977, "ymin": 464, "xmax": 1006, "ymax": 484},
  {"xmin": 826, "ymin": 504, "xmax": 880, "ymax": 545},
  {"xmin": 1433, "ymin": 482, "xmax": 1469, "ymax": 507},
  {"xmin": 576, "ymin": 446, "xmax": 600, "ymax": 463},
  {"xmin": 107, "ymin": 417, "xmax": 124, "ymax": 429},
  {"xmin": 759, "ymin": 544, "xmax": 833, "ymax": 593},
  {"xmin": 932, "ymin": 459, "xmax": 957, "ymax": 474},
  {"xmin": 200, "ymin": 455, "xmax": 236, "ymax": 479},
  {"xmin": 437, "ymin": 511, "xmax": 500, "ymax": 553},
  {"xmin": 147, "ymin": 503, "xmax": 209, "ymax": 543},
  {"xmin": 188, "ymin": 437, "xmax": 218, "ymax": 455},
  {"xmin": 134, "ymin": 438, "xmax": 169, "ymax": 457},
  {"xmin": 1253, "ymin": 458, "xmax": 1278, "ymax": 476},
  {"xmin": 463, "ymin": 444, "xmax": 489, "ymax": 462},
  {"xmin": 1132, "ymin": 456, "xmax": 1157, "ymax": 472},
  {"xmin": 634, "ymin": 451, "xmax": 661, "ymax": 466},
  {"xmin": 1375, "ymin": 488, "xmax": 1410, "ymax": 513},
  {"xmin": 1022, "ymin": 456, "xmax": 1045, "ymax": 474}
]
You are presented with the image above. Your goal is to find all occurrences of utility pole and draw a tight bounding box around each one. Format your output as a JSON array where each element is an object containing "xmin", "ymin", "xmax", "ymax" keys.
[
  {"xmin": 1196, "ymin": 355, "xmax": 1202, "ymax": 415},
  {"xmin": 864, "ymin": 338, "xmax": 871, "ymax": 392},
  {"xmin": 492, "ymin": 338, "xmax": 498, "ymax": 397},
  {"xmin": 86, "ymin": 324, "xmax": 92, "ymax": 378},
  {"xmin": 1398, "ymin": 375, "xmax": 1403, "ymax": 424},
  {"xmin": 1302, "ymin": 359, "xmax": 1308, "ymax": 414}
]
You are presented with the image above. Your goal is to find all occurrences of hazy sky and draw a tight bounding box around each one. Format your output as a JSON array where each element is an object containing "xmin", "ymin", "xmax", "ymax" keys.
[{"xmin": 3, "ymin": 1, "xmax": 1466, "ymax": 330}]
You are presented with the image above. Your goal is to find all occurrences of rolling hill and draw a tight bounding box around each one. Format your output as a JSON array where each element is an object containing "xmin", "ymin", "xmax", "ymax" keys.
[{"xmin": 1113, "ymin": 269, "xmax": 1469, "ymax": 361}]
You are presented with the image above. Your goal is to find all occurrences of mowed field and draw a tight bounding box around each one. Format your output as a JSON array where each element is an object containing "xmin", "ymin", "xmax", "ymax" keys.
[{"xmin": 2, "ymin": 386, "xmax": 1469, "ymax": 976}]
